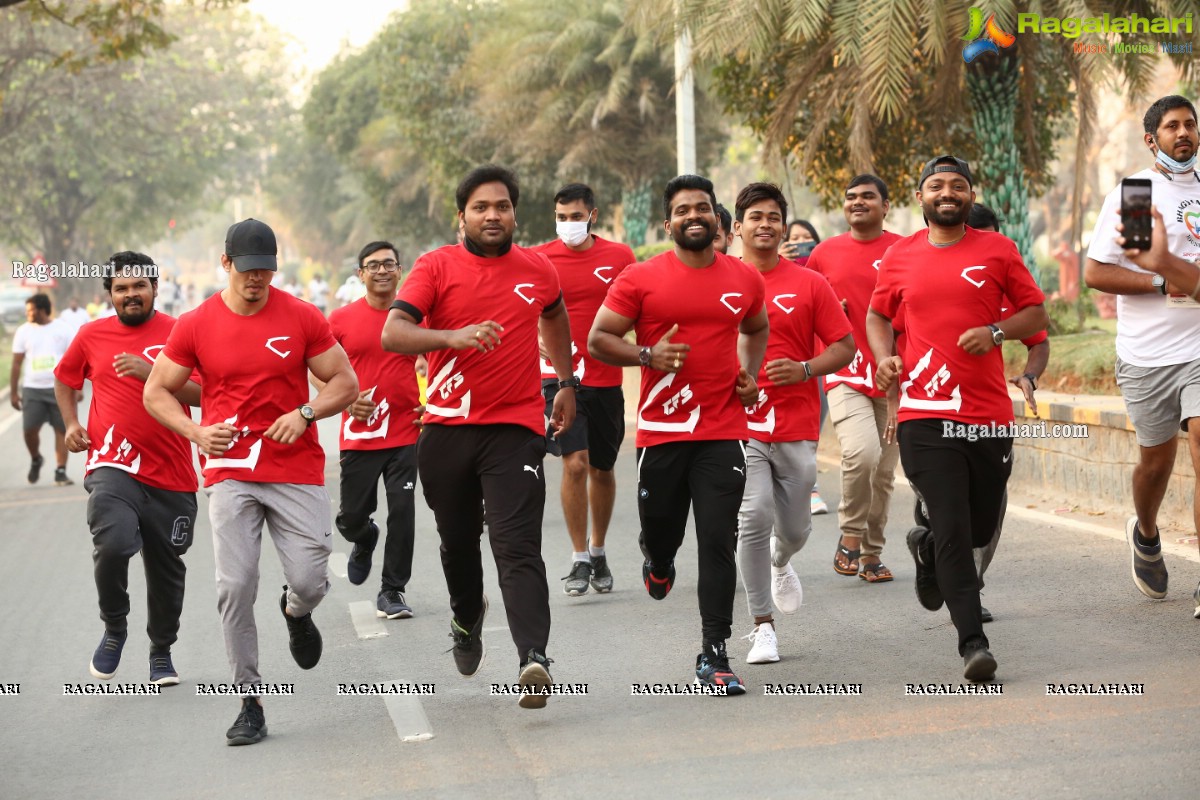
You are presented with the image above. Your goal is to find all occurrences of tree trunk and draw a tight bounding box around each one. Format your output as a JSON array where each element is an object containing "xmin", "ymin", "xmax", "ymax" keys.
[
  {"xmin": 621, "ymin": 181, "xmax": 652, "ymax": 248},
  {"xmin": 967, "ymin": 54, "xmax": 1039, "ymax": 283}
]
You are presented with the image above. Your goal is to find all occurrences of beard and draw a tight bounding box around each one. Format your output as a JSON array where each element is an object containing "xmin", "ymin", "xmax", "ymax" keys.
[
  {"xmin": 921, "ymin": 197, "xmax": 971, "ymax": 227},
  {"xmin": 671, "ymin": 218, "xmax": 716, "ymax": 252},
  {"xmin": 115, "ymin": 298, "xmax": 153, "ymax": 326}
]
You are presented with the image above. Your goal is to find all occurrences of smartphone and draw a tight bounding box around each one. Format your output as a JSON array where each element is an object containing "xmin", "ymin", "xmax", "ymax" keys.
[
  {"xmin": 794, "ymin": 240, "xmax": 816, "ymax": 258},
  {"xmin": 1120, "ymin": 178, "xmax": 1152, "ymax": 250}
]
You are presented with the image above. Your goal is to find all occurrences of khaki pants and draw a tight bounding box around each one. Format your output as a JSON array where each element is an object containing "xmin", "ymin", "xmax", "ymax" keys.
[{"xmin": 827, "ymin": 384, "xmax": 900, "ymax": 558}]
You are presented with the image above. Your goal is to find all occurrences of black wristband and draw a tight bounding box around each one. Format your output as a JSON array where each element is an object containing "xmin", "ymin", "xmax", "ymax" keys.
[{"xmin": 1022, "ymin": 373, "xmax": 1038, "ymax": 391}]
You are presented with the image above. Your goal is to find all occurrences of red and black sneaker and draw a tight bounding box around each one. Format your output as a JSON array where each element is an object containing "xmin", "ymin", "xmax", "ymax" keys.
[
  {"xmin": 642, "ymin": 559, "xmax": 675, "ymax": 600},
  {"xmin": 694, "ymin": 641, "xmax": 746, "ymax": 696}
]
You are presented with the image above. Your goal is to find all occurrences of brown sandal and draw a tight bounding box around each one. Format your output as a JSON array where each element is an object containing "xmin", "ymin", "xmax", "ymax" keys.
[
  {"xmin": 834, "ymin": 540, "xmax": 860, "ymax": 575},
  {"xmin": 859, "ymin": 562, "xmax": 894, "ymax": 583}
]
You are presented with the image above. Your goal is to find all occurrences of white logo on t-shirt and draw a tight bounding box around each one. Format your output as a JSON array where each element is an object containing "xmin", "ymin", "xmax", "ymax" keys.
[
  {"xmin": 772, "ymin": 294, "xmax": 796, "ymax": 314},
  {"xmin": 86, "ymin": 425, "xmax": 142, "ymax": 475},
  {"xmin": 203, "ymin": 414, "xmax": 262, "ymax": 471},
  {"xmin": 720, "ymin": 293, "xmax": 743, "ymax": 314},
  {"xmin": 514, "ymin": 283, "xmax": 536, "ymax": 304},
  {"xmin": 265, "ymin": 337, "xmax": 292, "ymax": 358},
  {"xmin": 426, "ymin": 357, "xmax": 471, "ymax": 419},
  {"xmin": 960, "ymin": 266, "xmax": 987, "ymax": 288},
  {"xmin": 141, "ymin": 344, "xmax": 165, "ymax": 362},
  {"xmin": 594, "ymin": 266, "xmax": 614, "ymax": 284},
  {"xmin": 899, "ymin": 348, "xmax": 962, "ymax": 412},
  {"xmin": 638, "ymin": 372, "xmax": 700, "ymax": 433},
  {"xmin": 343, "ymin": 385, "xmax": 391, "ymax": 441}
]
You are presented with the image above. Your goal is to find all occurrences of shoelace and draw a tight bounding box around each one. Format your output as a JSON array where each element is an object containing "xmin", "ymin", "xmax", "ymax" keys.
[
  {"xmin": 150, "ymin": 656, "xmax": 172, "ymax": 673},
  {"xmin": 102, "ymin": 636, "xmax": 122, "ymax": 653}
]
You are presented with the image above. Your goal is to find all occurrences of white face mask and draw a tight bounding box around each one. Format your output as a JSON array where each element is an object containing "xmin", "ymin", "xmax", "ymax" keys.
[{"xmin": 556, "ymin": 219, "xmax": 590, "ymax": 247}]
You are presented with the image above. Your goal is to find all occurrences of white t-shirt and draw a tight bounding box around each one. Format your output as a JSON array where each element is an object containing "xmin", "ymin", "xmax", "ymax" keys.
[
  {"xmin": 12, "ymin": 318, "xmax": 73, "ymax": 389},
  {"xmin": 59, "ymin": 307, "xmax": 90, "ymax": 333},
  {"xmin": 1087, "ymin": 167, "xmax": 1200, "ymax": 366}
]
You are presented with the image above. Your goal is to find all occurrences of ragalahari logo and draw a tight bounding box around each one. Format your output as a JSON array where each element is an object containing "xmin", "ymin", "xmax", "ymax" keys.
[{"xmin": 962, "ymin": 7, "xmax": 1016, "ymax": 62}]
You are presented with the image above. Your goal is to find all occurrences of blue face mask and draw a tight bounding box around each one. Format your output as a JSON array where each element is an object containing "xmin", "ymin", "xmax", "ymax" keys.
[{"xmin": 1156, "ymin": 147, "xmax": 1197, "ymax": 173}]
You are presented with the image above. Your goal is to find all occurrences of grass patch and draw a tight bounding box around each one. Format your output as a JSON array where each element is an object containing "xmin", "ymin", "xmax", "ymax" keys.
[
  {"xmin": 1003, "ymin": 328, "xmax": 1117, "ymax": 395},
  {"xmin": 0, "ymin": 330, "xmax": 11, "ymax": 393}
]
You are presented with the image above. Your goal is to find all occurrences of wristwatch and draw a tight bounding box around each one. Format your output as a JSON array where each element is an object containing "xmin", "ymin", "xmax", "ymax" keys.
[
  {"xmin": 801, "ymin": 361, "xmax": 812, "ymax": 382},
  {"xmin": 298, "ymin": 404, "xmax": 316, "ymax": 426},
  {"xmin": 1152, "ymin": 274, "xmax": 1167, "ymax": 295},
  {"xmin": 987, "ymin": 324, "xmax": 1005, "ymax": 346},
  {"xmin": 638, "ymin": 346, "xmax": 652, "ymax": 367},
  {"xmin": 557, "ymin": 376, "xmax": 581, "ymax": 391}
]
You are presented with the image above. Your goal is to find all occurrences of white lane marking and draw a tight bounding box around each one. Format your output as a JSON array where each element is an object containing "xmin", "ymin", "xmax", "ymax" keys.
[
  {"xmin": 329, "ymin": 552, "xmax": 348, "ymax": 579},
  {"xmin": 1005, "ymin": 506, "xmax": 1200, "ymax": 564},
  {"xmin": 349, "ymin": 601, "xmax": 388, "ymax": 639},
  {"xmin": 481, "ymin": 626, "xmax": 509, "ymax": 633},
  {"xmin": 0, "ymin": 410, "xmax": 22, "ymax": 438},
  {"xmin": 383, "ymin": 689, "xmax": 434, "ymax": 743}
]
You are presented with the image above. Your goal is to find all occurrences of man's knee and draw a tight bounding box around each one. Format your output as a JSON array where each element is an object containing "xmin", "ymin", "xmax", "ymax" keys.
[{"xmin": 561, "ymin": 451, "xmax": 589, "ymax": 481}]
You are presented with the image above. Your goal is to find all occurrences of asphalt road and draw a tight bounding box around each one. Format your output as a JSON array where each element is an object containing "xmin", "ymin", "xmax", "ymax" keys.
[{"xmin": 0, "ymin": 395, "xmax": 1197, "ymax": 799}]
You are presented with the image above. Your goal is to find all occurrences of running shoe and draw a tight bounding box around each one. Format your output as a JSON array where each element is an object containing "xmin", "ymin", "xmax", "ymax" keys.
[
  {"xmin": 810, "ymin": 489, "xmax": 828, "ymax": 515},
  {"xmin": 695, "ymin": 641, "xmax": 746, "ymax": 695},
  {"xmin": 561, "ymin": 560, "xmax": 592, "ymax": 597},
  {"xmin": 642, "ymin": 559, "xmax": 675, "ymax": 600},
  {"xmin": 1193, "ymin": 582, "xmax": 1200, "ymax": 620},
  {"xmin": 54, "ymin": 466, "xmax": 73, "ymax": 486},
  {"xmin": 962, "ymin": 638, "xmax": 997, "ymax": 683},
  {"xmin": 906, "ymin": 526, "xmax": 943, "ymax": 611},
  {"xmin": 376, "ymin": 590, "xmax": 413, "ymax": 620},
  {"xmin": 517, "ymin": 649, "xmax": 554, "ymax": 710},
  {"xmin": 771, "ymin": 563, "xmax": 803, "ymax": 614},
  {"xmin": 280, "ymin": 586, "xmax": 322, "ymax": 669},
  {"xmin": 743, "ymin": 623, "xmax": 780, "ymax": 664},
  {"xmin": 347, "ymin": 520, "xmax": 379, "ymax": 586},
  {"xmin": 149, "ymin": 652, "xmax": 179, "ymax": 686},
  {"xmin": 226, "ymin": 697, "xmax": 267, "ymax": 746},
  {"xmin": 1125, "ymin": 516, "xmax": 1167, "ymax": 599},
  {"xmin": 590, "ymin": 555, "xmax": 614, "ymax": 593},
  {"xmin": 448, "ymin": 595, "xmax": 487, "ymax": 677},
  {"xmin": 89, "ymin": 630, "xmax": 127, "ymax": 679},
  {"xmin": 27, "ymin": 455, "xmax": 43, "ymax": 484}
]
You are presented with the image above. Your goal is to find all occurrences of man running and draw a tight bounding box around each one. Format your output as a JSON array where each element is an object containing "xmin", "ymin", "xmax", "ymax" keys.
[
  {"xmin": 145, "ymin": 218, "xmax": 358, "ymax": 744},
  {"xmin": 808, "ymin": 175, "xmax": 902, "ymax": 582},
  {"xmin": 867, "ymin": 156, "xmax": 1047, "ymax": 682},
  {"xmin": 54, "ymin": 252, "xmax": 200, "ymax": 686},
  {"xmin": 324, "ymin": 240, "xmax": 422, "ymax": 619},
  {"xmin": 533, "ymin": 183, "xmax": 635, "ymax": 597},
  {"xmin": 382, "ymin": 165, "xmax": 576, "ymax": 709},
  {"xmin": 732, "ymin": 182, "xmax": 854, "ymax": 664},
  {"xmin": 589, "ymin": 174, "xmax": 768, "ymax": 694},
  {"xmin": 11, "ymin": 293, "xmax": 75, "ymax": 486}
]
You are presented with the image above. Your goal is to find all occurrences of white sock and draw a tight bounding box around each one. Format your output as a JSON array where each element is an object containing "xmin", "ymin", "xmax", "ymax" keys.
[
  {"xmin": 589, "ymin": 545, "xmax": 606, "ymax": 558},
  {"xmin": 573, "ymin": 551, "xmax": 592, "ymax": 565}
]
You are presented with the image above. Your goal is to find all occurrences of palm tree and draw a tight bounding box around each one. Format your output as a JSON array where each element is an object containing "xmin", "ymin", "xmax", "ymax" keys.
[{"xmin": 637, "ymin": 0, "xmax": 1199, "ymax": 279}]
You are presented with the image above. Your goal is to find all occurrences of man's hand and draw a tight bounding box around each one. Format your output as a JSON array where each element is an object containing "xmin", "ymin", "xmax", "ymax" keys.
[
  {"xmin": 883, "ymin": 391, "xmax": 899, "ymax": 445},
  {"xmin": 10, "ymin": 393, "xmax": 20, "ymax": 411},
  {"xmin": 412, "ymin": 404, "xmax": 425, "ymax": 429},
  {"xmin": 113, "ymin": 353, "xmax": 151, "ymax": 381},
  {"xmin": 875, "ymin": 355, "xmax": 903, "ymax": 392},
  {"xmin": 958, "ymin": 327, "xmax": 996, "ymax": 356},
  {"xmin": 735, "ymin": 367, "xmax": 758, "ymax": 407},
  {"xmin": 548, "ymin": 388, "xmax": 576, "ymax": 438},
  {"xmin": 448, "ymin": 321, "xmax": 503, "ymax": 352},
  {"xmin": 264, "ymin": 410, "xmax": 308, "ymax": 445},
  {"xmin": 65, "ymin": 422, "xmax": 91, "ymax": 452},
  {"xmin": 765, "ymin": 358, "xmax": 805, "ymax": 386},
  {"xmin": 1010, "ymin": 374, "xmax": 1039, "ymax": 416},
  {"xmin": 195, "ymin": 422, "xmax": 238, "ymax": 457},
  {"xmin": 651, "ymin": 323, "xmax": 691, "ymax": 373},
  {"xmin": 349, "ymin": 390, "xmax": 376, "ymax": 423},
  {"xmin": 1120, "ymin": 204, "xmax": 1168, "ymax": 269}
]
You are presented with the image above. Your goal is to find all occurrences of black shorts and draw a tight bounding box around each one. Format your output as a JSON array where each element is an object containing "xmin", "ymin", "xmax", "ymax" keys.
[
  {"xmin": 22, "ymin": 387, "xmax": 65, "ymax": 433},
  {"xmin": 542, "ymin": 380, "xmax": 625, "ymax": 471}
]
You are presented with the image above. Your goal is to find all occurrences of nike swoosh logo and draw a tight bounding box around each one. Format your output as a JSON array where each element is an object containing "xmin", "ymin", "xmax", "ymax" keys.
[{"xmin": 1002, "ymin": 453, "xmax": 1011, "ymax": 463}]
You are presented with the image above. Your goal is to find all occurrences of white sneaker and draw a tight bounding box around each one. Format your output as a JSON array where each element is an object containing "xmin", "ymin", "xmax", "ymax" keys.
[
  {"xmin": 743, "ymin": 622, "xmax": 780, "ymax": 664},
  {"xmin": 810, "ymin": 490, "xmax": 829, "ymax": 515},
  {"xmin": 771, "ymin": 563, "xmax": 803, "ymax": 614}
]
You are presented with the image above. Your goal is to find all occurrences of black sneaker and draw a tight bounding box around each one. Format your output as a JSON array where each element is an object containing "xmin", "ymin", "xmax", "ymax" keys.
[
  {"xmin": 27, "ymin": 455, "xmax": 43, "ymax": 484},
  {"xmin": 980, "ymin": 606, "xmax": 994, "ymax": 624},
  {"xmin": 913, "ymin": 495, "xmax": 931, "ymax": 529},
  {"xmin": 376, "ymin": 590, "xmax": 413, "ymax": 620},
  {"xmin": 1125, "ymin": 516, "xmax": 1168, "ymax": 599},
  {"xmin": 89, "ymin": 630, "xmax": 127, "ymax": 679},
  {"xmin": 347, "ymin": 520, "xmax": 380, "ymax": 586},
  {"xmin": 280, "ymin": 586, "xmax": 322, "ymax": 670},
  {"xmin": 54, "ymin": 466, "xmax": 73, "ymax": 486},
  {"xmin": 226, "ymin": 697, "xmax": 267, "ymax": 746},
  {"xmin": 590, "ymin": 555, "xmax": 614, "ymax": 593},
  {"xmin": 561, "ymin": 560, "xmax": 592, "ymax": 596},
  {"xmin": 448, "ymin": 595, "xmax": 487, "ymax": 677},
  {"xmin": 906, "ymin": 527, "xmax": 943, "ymax": 611},
  {"xmin": 517, "ymin": 649, "xmax": 554, "ymax": 710},
  {"xmin": 642, "ymin": 559, "xmax": 675, "ymax": 600},
  {"xmin": 695, "ymin": 641, "xmax": 746, "ymax": 696},
  {"xmin": 962, "ymin": 639, "xmax": 997, "ymax": 683},
  {"xmin": 149, "ymin": 652, "xmax": 179, "ymax": 685}
]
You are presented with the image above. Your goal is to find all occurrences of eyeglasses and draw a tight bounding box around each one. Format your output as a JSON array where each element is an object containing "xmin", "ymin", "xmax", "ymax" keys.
[{"xmin": 362, "ymin": 259, "xmax": 399, "ymax": 273}]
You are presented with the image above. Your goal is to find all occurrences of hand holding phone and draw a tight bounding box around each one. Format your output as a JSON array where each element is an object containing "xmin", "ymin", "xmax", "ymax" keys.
[{"xmin": 1121, "ymin": 178, "xmax": 1153, "ymax": 251}]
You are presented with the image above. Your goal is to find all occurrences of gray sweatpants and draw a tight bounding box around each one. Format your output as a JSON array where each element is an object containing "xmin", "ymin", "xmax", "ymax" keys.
[
  {"xmin": 207, "ymin": 480, "xmax": 332, "ymax": 685},
  {"xmin": 736, "ymin": 439, "xmax": 817, "ymax": 619}
]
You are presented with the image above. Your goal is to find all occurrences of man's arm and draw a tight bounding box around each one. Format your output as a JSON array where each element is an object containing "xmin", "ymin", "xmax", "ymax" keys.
[
  {"xmin": 588, "ymin": 307, "xmax": 689, "ymax": 372},
  {"xmin": 1011, "ymin": 340, "xmax": 1050, "ymax": 416},
  {"xmin": 145, "ymin": 353, "xmax": 235, "ymax": 456},
  {"xmin": 1120, "ymin": 204, "xmax": 1200, "ymax": 296},
  {"xmin": 9, "ymin": 353, "xmax": 23, "ymax": 410},
  {"xmin": 381, "ymin": 308, "xmax": 502, "ymax": 355},
  {"xmin": 736, "ymin": 307, "xmax": 770, "ymax": 379},
  {"xmin": 540, "ymin": 301, "xmax": 576, "ymax": 437},
  {"xmin": 262, "ymin": 344, "xmax": 359, "ymax": 446},
  {"xmin": 54, "ymin": 378, "xmax": 89, "ymax": 451},
  {"xmin": 112, "ymin": 352, "xmax": 200, "ymax": 405},
  {"xmin": 867, "ymin": 309, "xmax": 903, "ymax": 391}
]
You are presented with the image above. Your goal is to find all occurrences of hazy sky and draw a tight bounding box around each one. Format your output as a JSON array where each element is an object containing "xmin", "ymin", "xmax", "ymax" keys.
[{"xmin": 246, "ymin": 0, "xmax": 406, "ymax": 74}]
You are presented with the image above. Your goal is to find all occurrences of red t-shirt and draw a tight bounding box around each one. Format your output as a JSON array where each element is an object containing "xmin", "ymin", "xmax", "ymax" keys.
[
  {"xmin": 163, "ymin": 288, "xmax": 338, "ymax": 487},
  {"xmin": 602, "ymin": 250, "xmax": 765, "ymax": 447},
  {"xmin": 893, "ymin": 294, "xmax": 1048, "ymax": 350},
  {"xmin": 328, "ymin": 298, "xmax": 420, "ymax": 451},
  {"xmin": 531, "ymin": 235, "xmax": 634, "ymax": 387},
  {"xmin": 746, "ymin": 260, "xmax": 853, "ymax": 443},
  {"xmin": 394, "ymin": 243, "xmax": 561, "ymax": 435},
  {"xmin": 55, "ymin": 313, "xmax": 198, "ymax": 492},
  {"xmin": 808, "ymin": 231, "xmax": 902, "ymax": 398},
  {"xmin": 870, "ymin": 228, "xmax": 1045, "ymax": 425}
]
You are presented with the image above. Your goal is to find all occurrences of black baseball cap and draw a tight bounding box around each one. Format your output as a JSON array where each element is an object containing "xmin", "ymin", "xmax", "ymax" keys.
[
  {"xmin": 224, "ymin": 218, "xmax": 278, "ymax": 272},
  {"xmin": 918, "ymin": 155, "xmax": 973, "ymax": 190}
]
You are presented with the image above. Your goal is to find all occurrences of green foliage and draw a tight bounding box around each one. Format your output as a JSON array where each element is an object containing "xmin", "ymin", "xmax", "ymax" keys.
[
  {"xmin": 632, "ymin": 240, "xmax": 673, "ymax": 262},
  {"xmin": 0, "ymin": 4, "xmax": 288, "ymax": 260}
]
